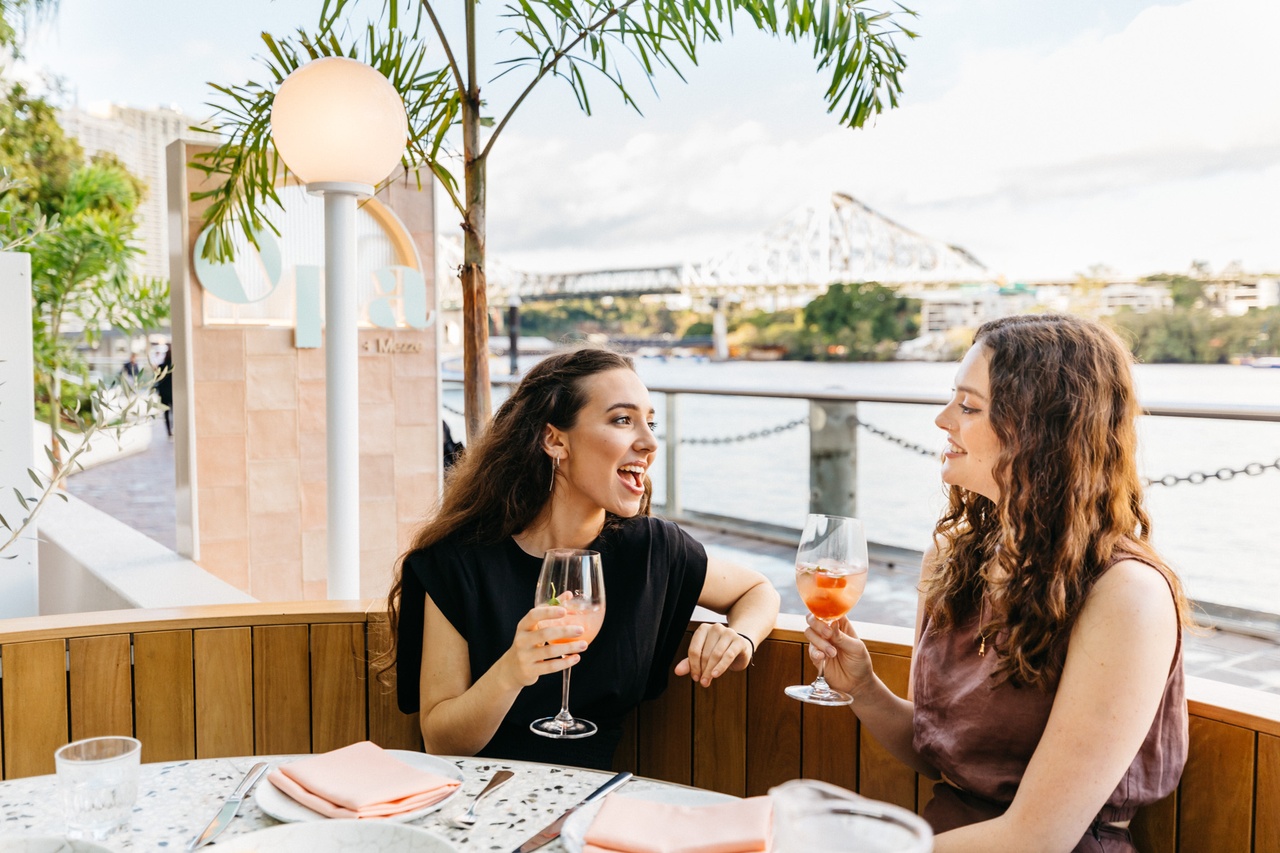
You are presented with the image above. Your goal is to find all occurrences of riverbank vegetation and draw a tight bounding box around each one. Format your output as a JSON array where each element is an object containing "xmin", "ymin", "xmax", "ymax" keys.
[
  {"xmin": 1106, "ymin": 306, "xmax": 1279, "ymax": 364},
  {"xmin": 518, "ymin": 280, "xmax": 1278, "ymax": 366}
]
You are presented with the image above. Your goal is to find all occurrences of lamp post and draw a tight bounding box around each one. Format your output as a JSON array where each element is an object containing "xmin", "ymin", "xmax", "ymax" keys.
[{"xmin": 270, "ymin": 57, "xmax": 407, "ymax": 600}]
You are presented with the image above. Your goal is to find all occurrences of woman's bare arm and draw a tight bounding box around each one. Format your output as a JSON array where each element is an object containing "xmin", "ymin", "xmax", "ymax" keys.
[{"xmin": 676, "ymin": 556, "xmax": 781, "ymax": 686}]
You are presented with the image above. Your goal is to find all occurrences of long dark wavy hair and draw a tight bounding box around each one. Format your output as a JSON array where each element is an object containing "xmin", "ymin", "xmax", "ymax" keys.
[
  {"xmin": 382, "ymin": 348, "xmax": 652, "ymax": 668},
  {"xmin": 922, "ymin": 314, "xmax": 1192, "ymax": 689}
]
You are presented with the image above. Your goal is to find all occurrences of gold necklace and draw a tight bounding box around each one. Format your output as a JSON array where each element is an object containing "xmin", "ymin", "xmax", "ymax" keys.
[{"xmin": 976, "ymin": 589, "xmax": 988, "ymax": 657}]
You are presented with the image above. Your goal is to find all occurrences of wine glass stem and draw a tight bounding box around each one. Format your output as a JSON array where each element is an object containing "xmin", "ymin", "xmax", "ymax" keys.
[
  {"xmin": 554, "ymin": 667, "xmax": 575, "ymax": 727},
  {"xmin": 812, "ymin": 659, "xmax": 833, "ymax": 696}
]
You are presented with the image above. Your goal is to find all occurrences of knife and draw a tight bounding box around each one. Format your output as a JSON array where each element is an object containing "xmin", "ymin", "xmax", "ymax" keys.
[
  {"xmin": 187, "ymin": 761, "xmax": 269, "ymax": 851},
  {"xmin": 511, "ymin": 770, "xmax": 633, "ymax": 853}
]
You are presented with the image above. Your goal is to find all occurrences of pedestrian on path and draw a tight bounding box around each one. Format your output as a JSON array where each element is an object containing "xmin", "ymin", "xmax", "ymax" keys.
[{"xmin": 155, "ymin": 345, "xmax": 174, "ymax": 438}]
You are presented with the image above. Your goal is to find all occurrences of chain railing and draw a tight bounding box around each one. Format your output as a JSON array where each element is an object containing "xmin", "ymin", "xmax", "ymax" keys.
[{"xmin": 441, "ymin": 392, "xmax": 1278, "ymax": 488}]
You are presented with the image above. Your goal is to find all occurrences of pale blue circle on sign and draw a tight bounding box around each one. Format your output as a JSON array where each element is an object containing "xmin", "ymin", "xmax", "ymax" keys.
[{"xmin": 192, "ymin": 225, "xmax": 283, "ymax": 304}]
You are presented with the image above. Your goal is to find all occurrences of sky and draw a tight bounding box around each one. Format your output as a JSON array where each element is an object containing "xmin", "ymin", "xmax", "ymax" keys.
[{"xmin": 17, "ymin": 0, "xmax": 1280, "ymax": 281}]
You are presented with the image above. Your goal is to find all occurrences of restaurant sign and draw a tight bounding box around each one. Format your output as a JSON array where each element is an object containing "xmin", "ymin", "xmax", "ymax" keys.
[{"xmin": 191, "ymin": 188, "xmax": 434, "ymax": 348}]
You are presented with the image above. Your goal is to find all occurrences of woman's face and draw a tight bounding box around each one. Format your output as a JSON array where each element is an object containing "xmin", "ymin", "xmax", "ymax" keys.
[
  {"xmin": 935, "ymin": 344, "xmax": 1002, "ymax": 501},
  {"xmin": 550, "ymin": 367, "xmax": 658, "ymax": 518}
]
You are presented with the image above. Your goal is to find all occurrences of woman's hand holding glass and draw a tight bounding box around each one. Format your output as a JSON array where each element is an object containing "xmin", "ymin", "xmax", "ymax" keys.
[
  {"xmin": 802, "ymin": 614, "xmax": 878, "ymax": 699},
  {"xmin": 502, "ymin": 604, "xmax": 588, "ymax": 688}
]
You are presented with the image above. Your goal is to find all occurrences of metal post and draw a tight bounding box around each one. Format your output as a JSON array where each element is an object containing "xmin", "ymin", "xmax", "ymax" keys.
[
  {"xmin": 313, "ymin": 182, "xmax": 370, "ymax": 601},
  {"xmin": 507, "ymin": 294, "xmax": 521, "ymax": 376},
  {"xmin": 664, "ymin": 392, "xmax": 682, "ymax": 517},
  {"xmin": 711, "ymin": 298, "xmax": 729, "ymax": 361},
  {"xmin": 809, "ymin": 399, "xmax": 857, "ymax": 518}
]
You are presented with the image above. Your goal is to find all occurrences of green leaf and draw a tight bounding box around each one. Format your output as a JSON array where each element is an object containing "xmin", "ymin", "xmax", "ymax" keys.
[{"xmin": 13, "ymin": 488, "xmax": 29, "ymax": 510}]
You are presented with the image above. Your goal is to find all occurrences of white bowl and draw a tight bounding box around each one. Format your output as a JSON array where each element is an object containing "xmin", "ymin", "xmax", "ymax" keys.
[
  {"xmin": 0, "ymin": 839, "xmax": 114, "ymax": 853},
  {"xmin": 214, "ymin": 820, "xmax": 458, "ymax": 852}
]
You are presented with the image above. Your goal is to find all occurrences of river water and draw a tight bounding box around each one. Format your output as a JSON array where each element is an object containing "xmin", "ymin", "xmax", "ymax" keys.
[{"xmin": 446, "ymin": 359, "xmax": 1280, "ymax": 614}]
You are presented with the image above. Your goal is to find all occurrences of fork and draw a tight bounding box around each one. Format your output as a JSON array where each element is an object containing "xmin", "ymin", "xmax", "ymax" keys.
[{"xmin": 444, "ymin": 769, "xmax": 516, "ymax": 829}]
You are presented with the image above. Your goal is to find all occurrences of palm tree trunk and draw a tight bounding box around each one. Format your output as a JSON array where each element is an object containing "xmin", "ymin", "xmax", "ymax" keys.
[{"xmin": 460, "ymin": 60, "xmax": 492, "ymax": 441}]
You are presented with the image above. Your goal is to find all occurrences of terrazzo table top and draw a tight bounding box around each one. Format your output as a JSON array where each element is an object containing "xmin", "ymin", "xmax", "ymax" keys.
[{"xmin": 0, "ymin": 754, "xmax": 699, "ymax": 851}]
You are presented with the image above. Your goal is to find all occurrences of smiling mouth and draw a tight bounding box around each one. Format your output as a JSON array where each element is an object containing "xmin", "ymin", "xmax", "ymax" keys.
[
  {"xmin": 618, "ymin": 465, "xmax": 646, "ymax": 493},
  {"xmin": 944, "ymin": 441, "xmax": 966, "ymax": 456}
]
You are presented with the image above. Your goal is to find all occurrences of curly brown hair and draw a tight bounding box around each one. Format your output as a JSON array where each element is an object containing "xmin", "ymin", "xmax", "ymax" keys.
[
  {"xmin": 923, "ymin": 313, "xmax": 1191, "ymax": 689},
  {"xmin": 381, "ymin": 348, "xmax": 652, "ymax": 669}
]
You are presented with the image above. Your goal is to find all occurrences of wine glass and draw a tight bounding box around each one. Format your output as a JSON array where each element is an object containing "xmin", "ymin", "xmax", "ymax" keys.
[
  {"xmin": 786, "ymin": 514, "xmax": 869, "ymax": 706},
  {"xmin": 769, "ymin": 779, "xmax": 932, "ymax": 853},
  {"xmin": 530, "ymin": 548, "xmax": 606, "ymax": 739}
]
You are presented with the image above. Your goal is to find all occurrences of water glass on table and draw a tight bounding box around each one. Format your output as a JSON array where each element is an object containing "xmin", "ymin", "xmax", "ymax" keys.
[
  {"xmin": 786, "ymin": 513, "xmax": 869, "ymax": 706},
  {"xmin": 54, "ymin": 736, "xmax": 142, "ymax": 840}
]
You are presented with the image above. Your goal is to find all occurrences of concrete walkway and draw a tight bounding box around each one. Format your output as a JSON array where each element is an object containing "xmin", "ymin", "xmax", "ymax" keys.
[{"xmin": 67, "ymin": 426, "xmax": 1280, "ymax": 694}]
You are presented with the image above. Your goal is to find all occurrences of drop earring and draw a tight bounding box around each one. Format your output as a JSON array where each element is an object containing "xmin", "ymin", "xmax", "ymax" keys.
[{"xmin": 549, "ymin": 456, "xmax": 559, "ymax": 492}]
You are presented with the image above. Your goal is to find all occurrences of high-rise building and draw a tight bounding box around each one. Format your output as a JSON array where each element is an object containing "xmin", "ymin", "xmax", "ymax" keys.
[{"xmin": 59, "ymin": 104, "xmax": 215, "ymax": 282}]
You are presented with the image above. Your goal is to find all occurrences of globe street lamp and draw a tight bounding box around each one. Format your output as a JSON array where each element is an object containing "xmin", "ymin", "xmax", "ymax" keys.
[{"xmin": 270, "ymin": 57, "xmax": 407, "ymax": 600}]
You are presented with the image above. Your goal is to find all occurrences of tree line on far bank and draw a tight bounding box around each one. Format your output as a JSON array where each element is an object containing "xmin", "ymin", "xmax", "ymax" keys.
[{"xmin": 516, "ymin": 280, "xmax": 1280, "ymax": 365}]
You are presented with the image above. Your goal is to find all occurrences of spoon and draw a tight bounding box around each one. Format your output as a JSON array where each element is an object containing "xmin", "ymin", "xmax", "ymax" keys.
[{"xmin": 445, "ymin": 769, "xmax": 516, "ymax": 829}]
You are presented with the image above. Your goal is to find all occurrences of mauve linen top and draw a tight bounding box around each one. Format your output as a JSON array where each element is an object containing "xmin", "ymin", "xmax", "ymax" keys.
[{"xmin": 911, "ymin": 562, "xmax": 1188, "ymax": 851}]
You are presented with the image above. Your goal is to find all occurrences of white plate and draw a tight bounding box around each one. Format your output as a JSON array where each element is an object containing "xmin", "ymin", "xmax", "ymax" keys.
[
  {"xmin": 214, "ymin": 820, "xmax": 459, "ymax": 852},
  {"xmin": 254, "ymin": 751, "xmax": 465, "ymax": 824},
  {"xmin": 561, "ymin": 786, "xmax": 739, "ymax": 853}
]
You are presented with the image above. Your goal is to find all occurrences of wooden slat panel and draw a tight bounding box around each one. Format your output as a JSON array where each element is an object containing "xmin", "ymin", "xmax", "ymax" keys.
[
  {"xmin": 69, "ymin": 634, "xmax": 133, "ymax": 741},
  {"xmin": 193, "ymin": 627, "xmax": 254, "ymax": 757},
  {"xmin": 612, "ymin": 709, "xmax": 638, "ymax": 775},
  {"xmin": 1131, "ymin": 788, "xmax": 1177, "ymax": 853},
  {"xmin": 638, "ymin": 634, "xmax": 692, "ymax": 785},
  {"xmin": 366, "ymin": 620, "xmax": 421, "ymax": 750},
  {"xmin": 2, "ymin": 640, "xmax": 68, "ymax": 779},
  {"xmin": 749, "ymin": 639, "xmax": 803, "ymax": 796},
  {"xmin": 253, "ymin": 625, "xmax": 311, "ymax": 754},
  {"xmin": 311, "ymin": 623, "xmax": 366, "ymax": 753},
  {"xmin": 693, "ymin": 666, "xmax": 747, "ymax": 796},
  {"xmin": 800, "ymin": 645, "xmax": 858, "ymax": 793},
  {"xmin": 1259, "ymin": 733, "xmax": 1280, "ymax": 853},
  {"xmin": 134, "ymin": 631, "xmax": 195, "ymax": 763},
  {"xmin": 857, "ymin": 652, "xmax": 916, "ymax": 811},
  {"xmin": 1178, "ymin": 717, "xmax": 1254, "ymax": 853}
]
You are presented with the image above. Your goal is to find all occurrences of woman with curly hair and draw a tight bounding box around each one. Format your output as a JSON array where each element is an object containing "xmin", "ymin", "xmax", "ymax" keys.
[
  {"xmin": 387, "ymin": 348, "xmax": 779, "ymax": 770},
  {"xmin": 804, "ymin": 314, "xmax": 1190, "ymax": 852}
]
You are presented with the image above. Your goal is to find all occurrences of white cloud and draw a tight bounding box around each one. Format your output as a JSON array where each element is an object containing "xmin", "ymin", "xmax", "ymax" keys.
[{"xmin": 486, "ymin": 0, "xmax": 1280, "ymax": 278}]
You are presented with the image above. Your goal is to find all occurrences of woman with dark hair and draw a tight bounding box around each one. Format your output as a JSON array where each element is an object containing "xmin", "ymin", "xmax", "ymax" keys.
[
  {"xmin": 805, "ymin": 314, "xmax": 1190, "ymax": 851},
  {"xmin": 388, "ymin": 348, "xmax": 779, "ymax": 770}
]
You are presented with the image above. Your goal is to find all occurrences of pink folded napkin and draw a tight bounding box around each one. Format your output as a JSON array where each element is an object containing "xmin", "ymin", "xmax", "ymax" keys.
[
  {"xmin": 266, "ymin": 741, "xmax": 461, "ymax": 819},
  {"xmin": 583, "ymin": 794, "xmax": 773, "ymax": 853}
]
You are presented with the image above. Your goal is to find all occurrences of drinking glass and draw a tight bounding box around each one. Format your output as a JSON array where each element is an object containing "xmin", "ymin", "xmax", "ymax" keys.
[
  {"xmin": 786, "ymin": 513, "xmax": 869, "ymax": 706},
  {"xmin": 770, "ymin": 779, "xmax": 933, "ymax": 853},
  {"xmin": 530, "ymin": 548, "xmax": 606, "ymax": 739},
  {"xmin": 54, "ymin": 736, "xmax": 142, "ymax": 840}
]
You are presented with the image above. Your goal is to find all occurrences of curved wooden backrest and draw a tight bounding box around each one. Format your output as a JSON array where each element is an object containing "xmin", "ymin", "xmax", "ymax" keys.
[{"xmin": 0, "ymin": 605, "xmax": 1276, "ymax": 852}]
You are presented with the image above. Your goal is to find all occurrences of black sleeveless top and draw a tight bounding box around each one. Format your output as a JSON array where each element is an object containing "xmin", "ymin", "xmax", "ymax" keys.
[{"xmin": 396, "ymin": 516, "xmax": 708, "ymax": 769}]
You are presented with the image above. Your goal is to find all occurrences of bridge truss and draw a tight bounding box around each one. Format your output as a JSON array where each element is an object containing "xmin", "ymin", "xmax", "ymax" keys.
[{"xmin": 437, "ymin": 193, "xmax": 992, "ymax": 310}]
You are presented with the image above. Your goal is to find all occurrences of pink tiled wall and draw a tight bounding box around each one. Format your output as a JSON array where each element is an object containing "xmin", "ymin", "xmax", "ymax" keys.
[{"xmin": 181, "ymin": 154, "xmax": 439, "ymax": 602}]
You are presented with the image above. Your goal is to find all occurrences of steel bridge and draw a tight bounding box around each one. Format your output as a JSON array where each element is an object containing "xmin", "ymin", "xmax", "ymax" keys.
[{"xmin": 436, "ymin": 192, "xmax": 993, "ymax": 310}]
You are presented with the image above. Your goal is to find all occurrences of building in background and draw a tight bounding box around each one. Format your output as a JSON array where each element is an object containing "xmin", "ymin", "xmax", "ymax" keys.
[{"xmin": 60, "ymin": 104, "xmax": 215, "ymax": 282}]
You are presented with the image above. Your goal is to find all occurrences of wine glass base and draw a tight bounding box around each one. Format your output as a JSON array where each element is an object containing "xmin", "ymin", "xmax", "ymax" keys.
[
  {"xmin": 785, "ymin": 684, "xmax": 854, "ymax": 706},
  {"xmin": 530, "ymin": 716, "xmax": 598, "ymax": 739}
]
